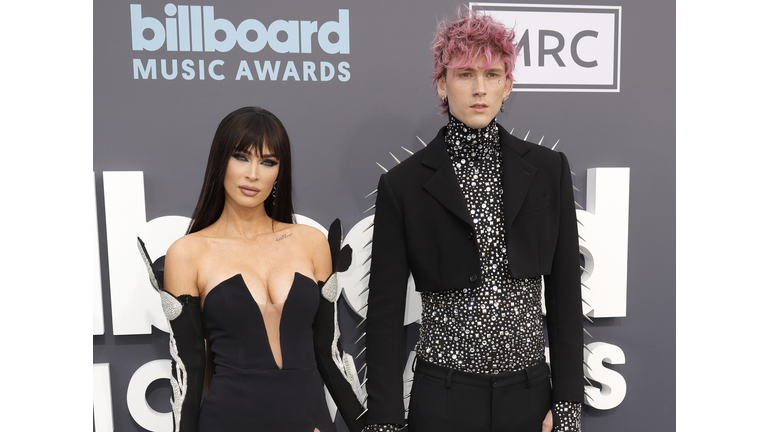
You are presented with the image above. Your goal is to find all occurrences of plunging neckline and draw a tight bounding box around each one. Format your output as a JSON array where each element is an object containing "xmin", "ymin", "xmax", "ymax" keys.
[{"xmin": 205, "ymin": 272, "xmax": 315, "ymax": 370}]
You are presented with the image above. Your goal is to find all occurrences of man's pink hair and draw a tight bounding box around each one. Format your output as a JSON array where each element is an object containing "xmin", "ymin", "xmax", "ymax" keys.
[{"xmin": 431, "ymin": 6, "xmax": 518, "ymax": 114}]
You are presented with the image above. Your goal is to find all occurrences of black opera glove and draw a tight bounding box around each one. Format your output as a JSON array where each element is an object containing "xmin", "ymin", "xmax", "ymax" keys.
[
  {"xmin": 138, "ymin": 238, "xmax": 205, "ymax": 432},
  {"xmin": 314, "ymin": 219, "xmax": 367, "ymax": 431}
]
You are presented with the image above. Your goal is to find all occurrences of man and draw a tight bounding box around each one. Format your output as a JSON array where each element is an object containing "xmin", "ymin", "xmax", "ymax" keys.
[{"xmin": 363, "ymin": 8, "xmax": 583, "ymax": 432}]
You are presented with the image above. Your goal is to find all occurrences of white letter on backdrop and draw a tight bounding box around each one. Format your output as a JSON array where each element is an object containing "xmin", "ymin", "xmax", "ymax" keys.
[
  {"xmin": 584, "ymin": 342, "xmax": 627, "ymax": 409},
  {"xmin": 577, "ymin": 167, "xmax": 630, "ymax": 317},
  {"xmin": 93, "ymin": 363, "xmax": 114, "ymax": 432},
  {"xmin": 126, "ymin": 359, "xmax": 172, "ymax": 432},
  {"xmin": 103, "ymin": 171, "xmax": 190, "ymax": 335}
]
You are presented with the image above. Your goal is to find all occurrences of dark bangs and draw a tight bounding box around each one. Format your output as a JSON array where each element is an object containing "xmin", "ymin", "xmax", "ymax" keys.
[{"xmin": 232, "ymin": 111, "xmax": 290, "ymax": 162}]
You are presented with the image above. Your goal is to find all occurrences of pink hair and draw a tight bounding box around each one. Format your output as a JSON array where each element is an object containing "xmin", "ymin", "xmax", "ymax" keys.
[{"xmin": 431, "ymin": 6, "xmax": 518, "ymax": 114}]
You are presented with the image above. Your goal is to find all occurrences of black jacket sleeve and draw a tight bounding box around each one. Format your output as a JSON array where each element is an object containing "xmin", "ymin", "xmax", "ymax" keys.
[
  {"xmin": 542, "ymin": 153, "xmax": 585, "ymax": 404},
  {"xmin": 364, "ymin": 174, "xmax": 410, "ymax": 426}
]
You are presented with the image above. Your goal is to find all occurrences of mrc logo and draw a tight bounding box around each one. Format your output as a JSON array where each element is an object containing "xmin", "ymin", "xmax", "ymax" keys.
[{"xmin": 470, "ymin": 3, "xmax": 622, "ymax": 92}]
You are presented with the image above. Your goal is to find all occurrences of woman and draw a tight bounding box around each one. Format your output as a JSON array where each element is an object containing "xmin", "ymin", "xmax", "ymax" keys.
[{"xmin": 138, "ymin": 107, "xmax": 365, "ymax": 432}]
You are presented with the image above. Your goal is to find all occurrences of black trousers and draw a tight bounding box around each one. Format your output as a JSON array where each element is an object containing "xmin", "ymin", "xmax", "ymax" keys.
[{"xmin": 407, "ymin": 360, "xmax": 552, "ymax": 432}]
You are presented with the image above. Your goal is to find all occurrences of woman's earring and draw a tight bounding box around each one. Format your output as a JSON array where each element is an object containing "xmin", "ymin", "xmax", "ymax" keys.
[{"xmin": 272, "ymin": 181, "xmax": 277, "ymax": 200}]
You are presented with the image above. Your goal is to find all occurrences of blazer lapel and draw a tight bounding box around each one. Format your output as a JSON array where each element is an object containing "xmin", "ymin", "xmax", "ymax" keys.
[
  {"xmin": 499, "ymin": 125, "xmax": 536, "ymax": 225},
  {"xmin": 421, "ymin": 127, "xmax": 473, "ymax": 225}
]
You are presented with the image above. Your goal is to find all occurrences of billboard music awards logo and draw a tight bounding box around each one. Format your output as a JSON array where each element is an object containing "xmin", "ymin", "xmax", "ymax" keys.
[{"xmin": 130, "ymin": 4, "xmax": 351, "ymax": 82}]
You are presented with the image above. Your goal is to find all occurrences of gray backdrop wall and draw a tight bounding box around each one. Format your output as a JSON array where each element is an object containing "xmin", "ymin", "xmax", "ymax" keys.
[{"xmin": 93, "ymin": 0, "xmax": 675, "ymax": 430}]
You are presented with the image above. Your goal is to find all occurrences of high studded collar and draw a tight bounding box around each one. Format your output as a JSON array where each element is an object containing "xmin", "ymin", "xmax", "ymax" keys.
[{"xmin": 445, "ymin": 114, "xmax": 500, "ymax": 160}]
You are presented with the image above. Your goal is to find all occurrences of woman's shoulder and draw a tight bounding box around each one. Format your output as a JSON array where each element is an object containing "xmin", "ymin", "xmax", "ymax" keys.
[
  {"xmin": 288, "ymin": 223, "xmax": 332, "ymax": 280},
  {"xmin": 166, "ymin": 232, "xmax": 210, "ymax": 265},
  {"xmin": 289, "ymin": 223, "xmax": 327, "ymax": 248},
  {"xmin": 162, "ymin": 233, "xmax": 210, "ymax": 297}
]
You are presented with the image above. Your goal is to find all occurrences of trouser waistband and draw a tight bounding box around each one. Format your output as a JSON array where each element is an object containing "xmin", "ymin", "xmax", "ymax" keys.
[{"xmin": 414, "ymin": 359, "xmax": 550, "ymax": 389}]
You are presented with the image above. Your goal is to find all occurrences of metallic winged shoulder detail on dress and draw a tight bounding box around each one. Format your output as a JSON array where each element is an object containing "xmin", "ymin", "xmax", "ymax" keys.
[
  {"xmin": 137, "ymin": 238, "xmax": 183, "ymax": 320},
  {"xmin": 137, "ymin": 237, "xmax": 187, "ymax": 432},
  {"xmin": 323, "ymin": 271, "xmax": 366, "ymax": 405},
  {"xmin": 321, "ymin": 272, "xmax": 340, "ymax": 303},
  {"xmin": 322, "ymin": 221, "xmax": 367, "ymax": 405}
]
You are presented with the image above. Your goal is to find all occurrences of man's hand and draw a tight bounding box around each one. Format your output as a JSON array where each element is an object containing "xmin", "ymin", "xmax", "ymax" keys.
[{"xmin": 542, "ymin": 409, "xmax": 553, "ymax": 432}]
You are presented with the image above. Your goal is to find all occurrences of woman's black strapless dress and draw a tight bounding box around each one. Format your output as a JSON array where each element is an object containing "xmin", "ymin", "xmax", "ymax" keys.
[{"xmin": 198, "ymin": 272, "xmax": 337, "ymax": 432}]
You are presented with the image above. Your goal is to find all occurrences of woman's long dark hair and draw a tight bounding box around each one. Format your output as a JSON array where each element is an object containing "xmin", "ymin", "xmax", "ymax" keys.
[
  {"xmin": 187, "ymin": 107, "xmax": 295, "ymax": 390},
  {"xmin": 188, "ymin": 106, "xmax": 295, "ymax": 234}
]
